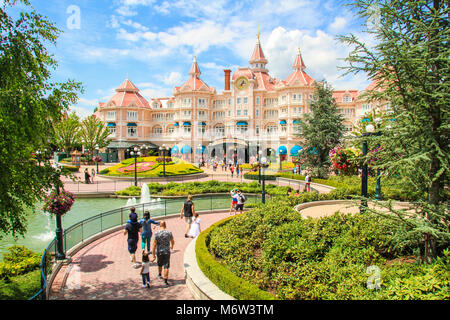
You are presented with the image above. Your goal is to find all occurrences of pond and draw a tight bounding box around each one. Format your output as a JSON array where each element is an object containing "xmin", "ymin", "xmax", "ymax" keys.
[{"xmin": 0, "ymin": 194, "xmax": 258, "ymax": 260}]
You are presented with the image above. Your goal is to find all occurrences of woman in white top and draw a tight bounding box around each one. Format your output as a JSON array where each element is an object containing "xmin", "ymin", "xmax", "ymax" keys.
[{"xmin": 187, "ymin": 212, "xmax": 201, "ymax": 238}]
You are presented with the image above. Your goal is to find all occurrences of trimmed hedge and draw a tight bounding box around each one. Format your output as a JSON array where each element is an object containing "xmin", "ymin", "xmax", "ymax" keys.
[
  {"xmin": 244, "ymin": 171, "xmax": 278, "ymax": 181},
  {"xmin": 196, "ymin": 217, "xmax": 276, "ymax": 300}
]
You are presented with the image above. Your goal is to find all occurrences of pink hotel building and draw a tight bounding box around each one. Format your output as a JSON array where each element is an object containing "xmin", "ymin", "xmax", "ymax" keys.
[{"xmin": 95, "ymin": 34, "xmax": 386, "ymax": 163}]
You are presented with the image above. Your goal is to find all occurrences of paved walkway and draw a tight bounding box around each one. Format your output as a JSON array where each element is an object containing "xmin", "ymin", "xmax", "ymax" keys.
[{"xmin": 49, "ymin": 211, "xmax": 231, "ymax": 300}]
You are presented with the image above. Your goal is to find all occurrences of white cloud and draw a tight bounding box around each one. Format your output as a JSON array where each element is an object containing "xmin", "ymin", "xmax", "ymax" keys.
[
  {"xmin": 70, "ymin": 105, "xmax": 95, "ymax": 119},
  {"xmin": 162, "ymin": 72, "xmax": 182, "ymax": 86},
  {"xmin": 330, "ymin": 17, "xmax": 348, "ymax": 32},
  {"xmin": 115, "ymin": 6, "xmax": 138, "ymax": 17}
]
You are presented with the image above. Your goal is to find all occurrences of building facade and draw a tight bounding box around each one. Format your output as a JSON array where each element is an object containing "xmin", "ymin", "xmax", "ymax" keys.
[{"xmin": 96, "ymin": 33, "xmax": 388, "ymax": 163}]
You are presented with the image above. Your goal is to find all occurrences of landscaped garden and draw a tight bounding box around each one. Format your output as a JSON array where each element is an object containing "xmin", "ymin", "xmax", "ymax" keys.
[
  {"xmin": 99, "ymin": 156, "xmax": 203, "ymax": 177},
  {"xmin": 197, "ymin": 179, "xmax": 450, "ymax": 300}
]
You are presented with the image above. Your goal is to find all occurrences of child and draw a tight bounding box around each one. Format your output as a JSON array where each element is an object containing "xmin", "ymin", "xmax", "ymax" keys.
[
  {"xmin": 140, "ymin": 252, "xmax": 151, "ymax": 288},
  {"xmin": 230, "ymin": 188, "xmax": 238, "ymax": 215},
  {"xmin": 187, "ymin": 212, "xmax": 201, "ymax": 238}
]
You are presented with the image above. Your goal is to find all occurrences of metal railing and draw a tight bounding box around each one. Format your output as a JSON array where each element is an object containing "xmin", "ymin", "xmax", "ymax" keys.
[{"xmin": 30, "ymin": 193, "xmax": 269, "ymax": 300}]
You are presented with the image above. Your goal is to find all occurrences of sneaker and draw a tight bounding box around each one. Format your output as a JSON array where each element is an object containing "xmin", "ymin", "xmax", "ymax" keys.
[
  {"xmin": 158, "ymin": 274, "xmax": 163, "ymax": 279},
  {"xmin": 164, "ymin": 280, "xmax": 169, "ymax": 287},
  {"xmin": 142, "ymin": 284, "xmax": 147, "ymax": 288},
  {"xmin": 184, "ymin": 234, "xmax": 188, "ymax": 238},
  {"xmin": 133, "ymin": 263, "xmax": 141, "ymax": 269}
]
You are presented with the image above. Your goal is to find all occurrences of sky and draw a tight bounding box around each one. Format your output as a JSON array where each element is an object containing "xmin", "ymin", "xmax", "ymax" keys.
[{"xmin": 9, "ymin": 0, "xmax": 374, "ymax": 118}]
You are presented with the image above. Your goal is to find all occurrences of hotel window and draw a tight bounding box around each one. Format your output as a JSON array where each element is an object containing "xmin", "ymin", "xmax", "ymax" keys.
[
  {"xmin": 362, "ymin": 104, "xmax": 372, "ymax": 112},
  {"xmin": 281, "ymin": 125, "xmax": 287, "ymax": 132},
  {"xmin": 256, "ymin": 109, "xmax": 259, "ymax": 117},
  {"xmin": 343, "ymin": 95, "xmax": 352, "ymax": 103},
  {"xmin": 106, "ymin": 111, "xmax": 116, "ymax": 121},
  {"xmin": 244, "ymin": 109, "xmax": 248, "ymax": 116},
  {"xmin": 184, "ymin": 125, "xmax": 191, "ymax": 134},
  {"xmin": 255, "ymin": 125, "xmax": 259, "ymax": 135},
  {"xmin": 281, "ymin": 95, "xmax": 286, "ymax": 103},
  {"xmin": 237, "ymin": 109, "xmax": 241, "ymax": 116},
  {"xmin": 198, "ymin": 110, "xmax": 206, "ymax": 118},
  {"xmin": 243, "ymin": 97, "xmax": 248, "ymax": 104},
  {"xmin": 108, "ymin": 125, "xmax": 116, "ymax": 136},
  {"xmin": 198, "ymin": 98, "xmax": 206, "ymax": 106},
  {"xmin": 215, "ymin": 125, "xmax": 225, "ymax": 136},
  {"xmin": 198, "ymin": 125, "xmax": 206, "ymax": 135},
  {"xmin": 256, "ymin": 97, "xmax": 260, "ymax": 105},
  {"xmin": 168, "ymin": 127, "xmax": 175, "ymax": 134},
  {"xmin": 153, "ymin": 126, "xmax": 163, "ymax": 136},
  {"xmin": 127, "ymin": 111, "xmax": 138, "ymax": 120},
  {"xmin": 236, "ymin": 125, "xmax": 248, "ymax": 134},
  {"xmin": 343, "ymin": 124, "xmax": 353, "ymax": 132},
  {"xmin": 266, "ymin": 125, "xmax": 278, "ymax": 134},
  {"xmin": 237, "ymin": 97, "xmax": 241, "ymax": 104},
  {"xmin": 168, "ymin": 102, "xmax": 173, "ymax": 108},
  {"xmin": 228, "ymin": 99, "xmax": 231, "ymax": 105},
  {"xmin": 183, "ymin": 98, "xmax": 192, "ymax": 107},
  {"xmin": 293, "ymin": 94, "xmax": 302, "ymax": 102},
  {"xmin": 184, "ymin": 110, "xmax": 192, "ymax": 117},
  {"xmin": 228, "ymin": 110, "xmax": 231, "ymax": 116},
  {"xmin": 127, "ymin": 126, "xmax": 137, "ymax": 137}
]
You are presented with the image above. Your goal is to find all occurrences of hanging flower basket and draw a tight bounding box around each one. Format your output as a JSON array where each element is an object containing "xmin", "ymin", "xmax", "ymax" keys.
[
  {"xmin": 42, "ymin": 189, "xmax": 75, "ymax": 216},
  {"xmin": 93, "ymin": 155, "xmax": 103, "ymax": 163}
]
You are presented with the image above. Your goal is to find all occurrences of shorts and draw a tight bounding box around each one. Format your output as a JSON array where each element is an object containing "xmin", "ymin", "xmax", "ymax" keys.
[
  {"xmin": 156, "ymin": 252, "xmax": 171, "ymax": 269},
  {"xmin": 231, "ymin": 201, "xmax": 237, "ymax": 206},
  {"xmin": 235, "ymin": 204, "xmax": 244, "ymax": 211},
  {"xmin": 127, "ymin": 238, "xmax": 137, "ymax": 254},
  {"xmin": 184, "ymin": 216, "xmax": 192, "ymax": 224}
]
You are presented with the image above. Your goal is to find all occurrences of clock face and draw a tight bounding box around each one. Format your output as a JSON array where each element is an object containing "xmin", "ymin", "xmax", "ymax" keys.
[{"xmin": 235, "ymin": 77, "xmax": 249, "ymax": 90}]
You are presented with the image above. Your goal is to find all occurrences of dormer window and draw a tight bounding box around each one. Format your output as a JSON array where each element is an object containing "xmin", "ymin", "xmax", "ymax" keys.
[{"xmin": 343, "ymin": 95, "xmax": 352, "ymax": 103}]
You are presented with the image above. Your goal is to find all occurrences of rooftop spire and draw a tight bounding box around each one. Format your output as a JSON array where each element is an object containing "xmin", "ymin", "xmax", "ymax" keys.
[
  {"xmin": 189, "ymin": 55, "xmax": 201, "ymax": 78},
  {"xmin": 292, "ymin": 46, "xmax": 306, "ymax": 71},
  {"xmin": 249, "ymin": 28, "xmax": 268, "ymax": 70}
]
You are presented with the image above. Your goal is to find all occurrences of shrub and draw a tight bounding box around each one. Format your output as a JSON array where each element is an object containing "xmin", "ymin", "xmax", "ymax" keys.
[{"xmin": 0, "ymin": 246, "xmax": 41, "ymax": 279}]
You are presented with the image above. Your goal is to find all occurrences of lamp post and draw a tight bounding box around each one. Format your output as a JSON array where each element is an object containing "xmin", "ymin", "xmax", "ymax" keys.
[
  {"xmin": 361, "ymin": 119, "xmax": 383, "ymax": 212},
  {"xmin": 130, "ymin": 146, "xmax": 141, "ymax": 187},
  {"xmin": 258, "ymin": 150, "xmax": 262, "ymax": 184},
  {"xmin": 95, "ymin": 144, "xmax": 99, "ymax": 174},
  {"xmin": 159, "ymin": 144, "xmax": 168, "ymax": 177},
  {"xmin": 53, "ymin": 167, "xmax": 66, "ymax": 260},
  {"xmin": 260, "ymin": 156, "xmax": 270, "ymax": 204}
]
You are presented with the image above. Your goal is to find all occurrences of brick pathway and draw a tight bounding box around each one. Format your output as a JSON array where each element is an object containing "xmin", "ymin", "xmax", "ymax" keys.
[{"xmin": 49, "ymin": 211, "xmax": 231, "ymax": 300}]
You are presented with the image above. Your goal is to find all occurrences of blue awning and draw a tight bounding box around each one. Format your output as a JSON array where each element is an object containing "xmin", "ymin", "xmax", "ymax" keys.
[
  {"xmin": 236, "ymin": 121, "xmax": 248, "ymax": 126},
  {"xmin": 181, "ymin": 145, "xmax": 192, "ymax": 154},
  {"xmin": 198, "ymin": 122, "xmax": 206, "ymax": 126},
  {"xmin": 127, "ymin": 123, "xmax": 137, "ymax": 127},
  {"xmin": 183, "ymin": 122, "xmax": 191, "ymax": 126},
  {"xmin": 293, "ymin": 119, "xmax": 302, "ymax": 124},
  {"xmin": 171, "ymin": 146, "xmax": 179, "ymax": 154},
  {"xmin": 174, "ymin": 122, "xmax": 179, "ymax": 127},
  {"xmin": 308, "ymin": 147, "xmax": 318, "ymax": 155},
  {"xmin": 277, "ymin": 146, "xmax": 287, "ymax": 155},
  {"xmin": 280, "ymin": 120, "xmax": 287, "ymax": 125},
  {"xmin": 196, "ymin": 145, "xmax": 206, "ymax": 154},
  {"xmin": 362, "ymin": 118, "xmax": 370, "ymax": 122},
  {"xmin": 290, "ymin": 145, "xmax": 303, "ymax": 156},
  {"xmin": 107, "ymin": 123, "xmax": 116, "ymax": 127}
]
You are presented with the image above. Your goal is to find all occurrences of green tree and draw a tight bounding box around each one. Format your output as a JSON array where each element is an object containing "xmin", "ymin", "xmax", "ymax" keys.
[
  {"xmin": 79, "ymin": 115, "xmax": 111, "ymax": 161},
  {"xmin": 295, "ymin": 81, "xmax": 345, "ymax": 178},
  {"xmin": 339, "ymin": 0, "xmax": 449, "ymax": 263},
  {"xmin": 0, "ymin": 0, "xmax": 83, "ymax": 237},
  {"xmin": 52, "ymin": 111, "xmax": 81, "ymax": 154}
]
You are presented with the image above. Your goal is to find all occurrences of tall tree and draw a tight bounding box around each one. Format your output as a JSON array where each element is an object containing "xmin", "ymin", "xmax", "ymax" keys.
[
  {"xmin": 339, "ymin": 0, "xmax": 449, "ymax": 263},
  {"xmin": 0, "ymin": 0, "xmax": 83, "ymax": 237},
  {"xmin": 295, "ymin": 81, "xmax": 345, "ymax": 178},
  {"xmin": 79, "ymin": 115, "xmax": 111, "ymax": 160},
  {"xmin": 53, "ymin": 111, "xmax": 81, "ymax": 154}
]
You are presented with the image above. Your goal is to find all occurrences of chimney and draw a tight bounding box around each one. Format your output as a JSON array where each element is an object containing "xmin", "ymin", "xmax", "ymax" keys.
[{"xmin": 224, "ymin": 69, "xmax": 231, "ymax": 91}]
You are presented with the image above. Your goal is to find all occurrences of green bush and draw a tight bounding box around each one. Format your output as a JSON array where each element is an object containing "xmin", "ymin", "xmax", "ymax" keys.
[
  {"xmin": 196, "ymin": 217, "xmax": 276, "ymax": 300},
  {"xmin": 99, "ymin": 168, "xmax": 110, "ymax": 174},
  {"xmin": 206, "ymin": 199, "xmax": 449, "ymax": 300},
  {"xmin": 0, "ymin": 246, "xmax": 41, "ymax": 279},
  {"xmin": 0, "ymin": 269, "xmax": 41, "ymax": 300},
  {"xmin": 244, "ymin": 171, "xmax": 278, "ymax": 180}
]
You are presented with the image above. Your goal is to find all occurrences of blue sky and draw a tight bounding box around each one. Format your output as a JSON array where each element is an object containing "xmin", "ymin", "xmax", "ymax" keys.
[{"xmin": 11, "ymin": 0, "xmax": 373, "ymax": 118}]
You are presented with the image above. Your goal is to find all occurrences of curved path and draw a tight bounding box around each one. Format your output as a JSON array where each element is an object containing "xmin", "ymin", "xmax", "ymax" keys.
[{"xmin": 49, "ymin": 211, "xmax": 230, "ymax": 300}]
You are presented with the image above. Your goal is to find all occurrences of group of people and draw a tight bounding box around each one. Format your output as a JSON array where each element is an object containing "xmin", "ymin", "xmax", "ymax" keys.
[
  {"xmin": 84, "ymin": 168, "xmax": 96, "ymax": 184},
  {"xmin": 124, "ymin": 207, "xmax": 174, "ymax": 288},
  {"xmin": 123, "ymin": 195, "xmax": 204, "ymax": 289},
  {"xmin": 229, "ymin": 188, "xmax": 246, "ymax": 215}
]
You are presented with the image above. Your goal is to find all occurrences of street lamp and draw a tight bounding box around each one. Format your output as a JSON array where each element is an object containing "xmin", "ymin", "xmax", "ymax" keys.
[
  {"xmin": 159, "ymin": 144, "xmax": 169, "ymax": 177},
  {"xmin": 54, "ymin": 167, "xmax": 66, "ymax": 260},
  {"xmin": 95, "ymin": 144, "xmax": 100, "ymax": 174},
  {"xmin": 361, "ymin": 119, "xmax": 382, "ymax": 213},
  {"xmin": 260, "ymin": 156, "xmax": 270, "ymax": 204},
  {"xmin": 258, "ymin": 150, "xmax": 262, "ymax": 184},
  {"xmin": 130, "ymin": 146, "xmax": 141, "ymax": 187}
]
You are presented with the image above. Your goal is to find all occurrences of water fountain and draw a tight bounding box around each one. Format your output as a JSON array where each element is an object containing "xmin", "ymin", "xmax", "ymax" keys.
[
  {"xmin": 125, "ymin": 197, "xmax": 137, "ymax": 207},
  {"xmin": 140, "ymin": 183, "xmax": 151, "ymax": 204}
]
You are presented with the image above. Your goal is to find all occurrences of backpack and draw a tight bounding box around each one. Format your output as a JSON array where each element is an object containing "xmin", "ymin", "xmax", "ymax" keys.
[{"xmin": 239, "ymin": 194, "xmax": 246, "ymax": 203}]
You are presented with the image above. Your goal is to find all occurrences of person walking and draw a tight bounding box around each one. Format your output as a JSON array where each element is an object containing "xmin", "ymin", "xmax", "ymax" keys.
[
  {"xmin": 84, "ymin": 168, "xmax": 91, "ymax": 184},
  {"xmin": 236, "ymin": 164, "xmax": 240, "ymax": 178},
  {"xmin": 305, "ymin": 173, "xmax": 311, "ymax": 192},
  {"xmin": 230, "ymin": 165, "xmax": 234, "ymax": 178},
  {"xmin": 151, "ymin": 221, "xmax": 174, "ymax": 287},
  {"xmin": 235, "ymin": 190, "xmax": 246, "ymax": 214},
  {"xmin": 140, "ymin": 252, "xmax": 151, "ymax": 288},
  {"xmin": 124, "ymin": 207, "xmax": 142, "ymax": 268},
  {"xmin": 180, "ymin": 195, "xmax": 195, "ymax": 238},
  {"xmin": 187, "ymin": 212, "xmax": 201, "ymax": 238},
  {"xmin": 139, "ymin": 211, "xmax": 160, "ymax": 254},
  {"xmin": 91, "ymin": 168, "xmax": 95, "ymax": 183},
  {"xmin": 229, "ymin": 188, "xmax": 238, "ymax": 215}
]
